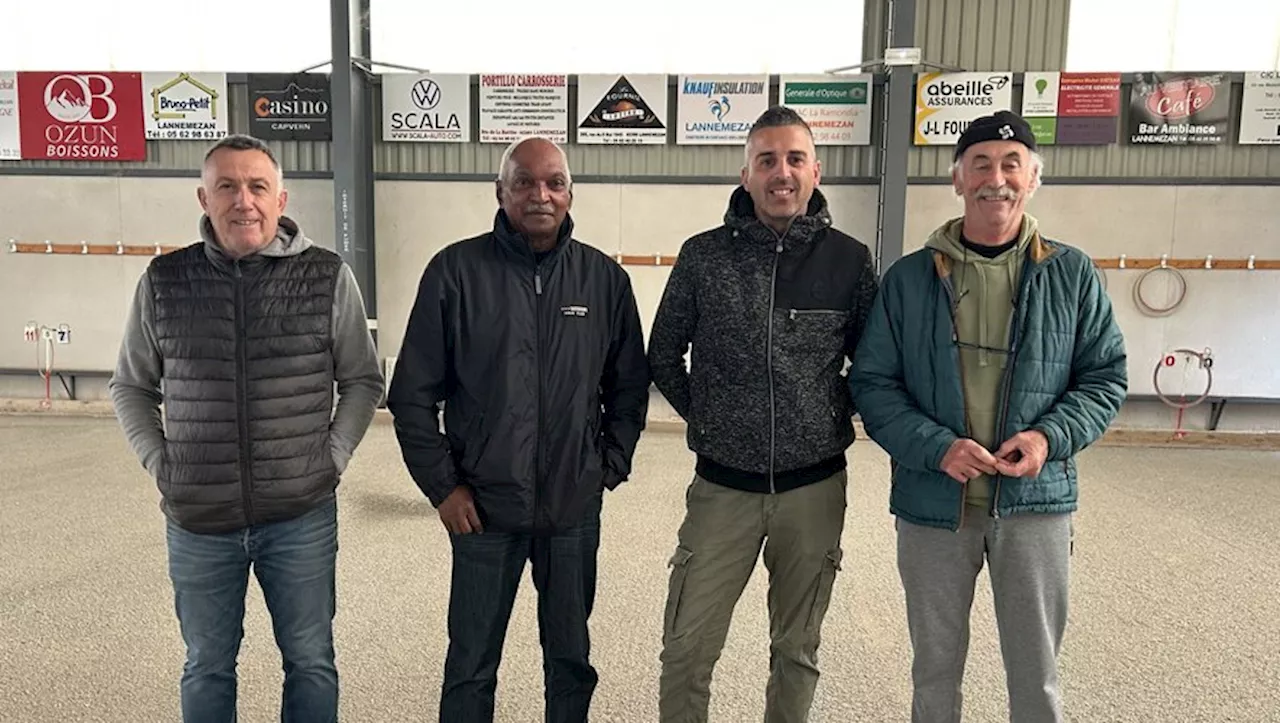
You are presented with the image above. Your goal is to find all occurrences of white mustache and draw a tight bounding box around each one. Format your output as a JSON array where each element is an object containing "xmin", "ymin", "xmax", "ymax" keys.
[
  {"xmin": 525, "ymin": 206, "xmax": 555, "ymax": 214},
  {"xmin": 976, "ymin": 186, "xmax": 1018, "ymax": 201}
]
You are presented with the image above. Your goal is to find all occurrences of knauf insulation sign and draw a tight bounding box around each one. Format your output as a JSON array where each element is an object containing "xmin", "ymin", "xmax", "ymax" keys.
[
  {"xmin": 676, "ymin": 75, "xmax": 768, "ymax": 145},
  {"xmin": 914, "ymin": 72, "xmax": 1013, "ymax": 145}
]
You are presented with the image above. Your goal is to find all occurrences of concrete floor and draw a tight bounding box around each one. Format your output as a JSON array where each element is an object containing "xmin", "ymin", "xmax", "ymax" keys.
[{"xmin": 1, "ymin": 413, "xmax": 1278, "ymax": 723}]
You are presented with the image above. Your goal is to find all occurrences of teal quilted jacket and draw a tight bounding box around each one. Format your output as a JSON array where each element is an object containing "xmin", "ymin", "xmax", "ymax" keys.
[{"xmin": 848, "ymin": 229, "xmax": 1128, "ymax": 530}]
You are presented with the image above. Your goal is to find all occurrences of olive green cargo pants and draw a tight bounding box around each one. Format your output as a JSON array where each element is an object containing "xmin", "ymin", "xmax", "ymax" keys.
[{"xmin": 658, "ymin": 470, "xmax": 847, "ymax": 723}]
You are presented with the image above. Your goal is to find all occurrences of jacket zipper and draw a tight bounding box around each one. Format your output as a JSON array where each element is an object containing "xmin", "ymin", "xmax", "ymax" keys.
[
  {"xmin": 788, "ymin": 308, "xmax": 844, "ymax": 318},
  {"xmin": 533, "ymin": 264, "xmax": 543, "ymax": 528},
  {"xmin": 990, "ymin": 259, "xmax": 1033, "ymax": 520},
  {"xmin": 788, "ymin": 309, "xmax": 842, "ymax": 334},
  {"xmin": 940, "ymin": 271, "xmax": 973, "ymax": 533},
  {"xmin": 766, "ymin": 238, "xmax": 783, "ymax": 494},
  {"xmin": 234, "ymin": 261, "xmax": 255, "ymax": 525}
]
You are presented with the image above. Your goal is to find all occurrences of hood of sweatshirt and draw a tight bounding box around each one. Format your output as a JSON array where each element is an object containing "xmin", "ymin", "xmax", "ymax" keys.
[
  {"xmin": 723, "ymin": 185, "xmax": 834, "ymax": 251},
  {"xmin": 200, "ymin": 214, "xmax": 314, "ymax": 265},
  {"xmin": 925, "ymin": 213, "xmax": 1039, "ymax": 367}
]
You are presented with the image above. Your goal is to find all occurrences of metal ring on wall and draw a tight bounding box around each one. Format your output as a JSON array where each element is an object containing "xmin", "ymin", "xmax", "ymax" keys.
[
  {"xmin": 1152, "ymin": 347, "xmax": 1214, "ymax": 409},
  {"xmin": 1133, "ymin": 265, "xmax": 1186, "ymax": 316}
]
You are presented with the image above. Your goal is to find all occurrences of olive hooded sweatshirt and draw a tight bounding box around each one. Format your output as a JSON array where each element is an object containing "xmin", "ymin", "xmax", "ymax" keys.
[{"xmin": 924, "ymin": 213, "xmax": 1039, "ymax": 510}]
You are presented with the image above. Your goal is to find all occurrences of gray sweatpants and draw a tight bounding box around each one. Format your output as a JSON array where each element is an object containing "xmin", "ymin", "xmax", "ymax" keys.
[{"xmin": 897, "ymin": 511, "xmax": 1073, "ymax": 723}]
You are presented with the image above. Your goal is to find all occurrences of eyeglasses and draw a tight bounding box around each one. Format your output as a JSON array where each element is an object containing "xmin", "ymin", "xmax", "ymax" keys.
[
  {"xmin": 947, "ymin": 288, "xmax": 1015, "ymax": 357},
  {"xmin": 952, "ymin": 334, "xmax": 1013, "ymax": 356}
]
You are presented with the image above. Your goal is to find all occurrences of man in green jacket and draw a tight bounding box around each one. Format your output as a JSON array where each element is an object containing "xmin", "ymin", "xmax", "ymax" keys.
[{"xmin": 849, "ymin": 110, "xmax": 1127, "ymax": 723}]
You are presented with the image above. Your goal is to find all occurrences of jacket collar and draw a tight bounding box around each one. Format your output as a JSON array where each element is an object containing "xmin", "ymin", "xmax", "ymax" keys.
[
  {"xmin": 492, "ymin": 208, "xmax": 575, "ymax": 265},
  {"xmin": 723, "ymin": 186, "xmax": 833, "ymax": 250},
  {"xmin": 931, "ymin": 221, "xmax": 1059, "ymax": 280}
]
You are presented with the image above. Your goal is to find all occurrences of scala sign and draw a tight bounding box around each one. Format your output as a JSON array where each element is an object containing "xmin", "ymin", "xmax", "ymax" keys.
[
  {"xmin": 17, "ymin": 72, "xmax": 146, "ymax": 160},
  {"xmin": 381, "ymin": 73, "xmax": 470, "ymax": 142}
]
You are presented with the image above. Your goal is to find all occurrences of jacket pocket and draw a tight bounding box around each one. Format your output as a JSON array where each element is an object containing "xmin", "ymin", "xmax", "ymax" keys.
[
  {"xmin": 155, "ymin": 443, "xmax": 171, "ymax": 495},
  {"xmin": 783, "ymin": 308, "xmax": 850, "ymax": 352},
  {"xmin": 457, "ymin": 412, "xmax": 490, "ymax": 473}
]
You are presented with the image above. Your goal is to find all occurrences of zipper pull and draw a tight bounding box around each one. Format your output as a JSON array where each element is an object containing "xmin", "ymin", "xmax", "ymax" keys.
[
  {"xmin": 535, "ymin": 271, "xmax": 542, "ymax": 295},
  {"xmin": 789, "ymin": 309, "xmax": 797, "ymax": 320}
]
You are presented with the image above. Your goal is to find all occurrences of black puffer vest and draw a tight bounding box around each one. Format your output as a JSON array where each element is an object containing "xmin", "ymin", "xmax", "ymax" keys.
[{"xmin": 151, "ymin": 242, "xmax": 342, "ymax": 533}]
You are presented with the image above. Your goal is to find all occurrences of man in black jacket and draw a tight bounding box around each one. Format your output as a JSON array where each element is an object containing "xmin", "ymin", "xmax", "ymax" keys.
[
  {"xmin": 387, "ymin": 136, "xmax": 649, "ymax": 723},
  {"xmin": 648, "ymin": 106, "xmax": 879, "ymax": 722}
]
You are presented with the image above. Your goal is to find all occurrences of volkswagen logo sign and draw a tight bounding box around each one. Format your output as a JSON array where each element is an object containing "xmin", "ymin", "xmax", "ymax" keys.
[{"xmin": 411, "ymin": 79, "xmax": 442, "ymax": 111}]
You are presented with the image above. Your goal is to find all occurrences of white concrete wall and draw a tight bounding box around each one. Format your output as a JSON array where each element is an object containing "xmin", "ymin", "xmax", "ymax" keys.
[
  {"xmin": 1, "ymin": 175, "xmax": 1277, "ymax": 431},
  {"xmin": 908, "ymin": 184, "xmax": 1280, "ymax": 420},
  {"xmin": 372, "ymin": 182, "xmax": 880, "ymax": 366}
]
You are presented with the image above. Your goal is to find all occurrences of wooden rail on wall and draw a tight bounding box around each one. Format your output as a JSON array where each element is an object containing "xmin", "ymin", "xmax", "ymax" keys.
[
  {"xmin": 9, "ymin": 241, "xmax": 183, "ymax": 256},
  {"xmin": 1092, "ymin": 256, "xmax": 1280, "ymax": 270},
  {"xmin": 9, "ymin": 242, "xmax": 1280, "ymax": 271},
  {"xmin": 615, "ymin": 254, "xmax": 677, "ymax": 267}
]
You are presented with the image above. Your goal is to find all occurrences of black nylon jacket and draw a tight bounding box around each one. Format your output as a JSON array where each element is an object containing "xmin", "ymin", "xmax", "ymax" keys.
[{"xmin": 387, "ymin": 210, "xmax": 650, "ymax": 533}]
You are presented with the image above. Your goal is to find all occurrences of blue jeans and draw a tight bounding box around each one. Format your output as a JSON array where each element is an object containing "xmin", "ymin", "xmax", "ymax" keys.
[
  {"xmin": 165, "ymin": 495, "xmax": 339, "ymax": 723},
  {"xmin": 440, "ymin": 491, "xmax": 602, "ymax": 723}
]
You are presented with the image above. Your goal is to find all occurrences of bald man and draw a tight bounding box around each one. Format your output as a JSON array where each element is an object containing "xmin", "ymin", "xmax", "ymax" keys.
[{"xmin": 387, "ymin": 136, "xmax": 650, "ymax": 723}]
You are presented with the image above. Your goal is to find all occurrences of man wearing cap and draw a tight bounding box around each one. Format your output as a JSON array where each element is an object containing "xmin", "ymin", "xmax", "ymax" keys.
[{"xmin": 849, "ymin": 110, "xmax": 1127, "ymax": 722}]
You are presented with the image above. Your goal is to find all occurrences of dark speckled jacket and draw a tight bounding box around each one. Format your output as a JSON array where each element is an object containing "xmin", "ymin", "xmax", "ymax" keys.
[{"xmin": 647, "ymin": 187, "xmax": 879, "ymax": 494}]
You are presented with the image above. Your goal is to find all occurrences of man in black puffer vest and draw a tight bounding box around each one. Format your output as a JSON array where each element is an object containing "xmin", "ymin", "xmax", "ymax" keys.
[
  {"xmin": 109, "ymin": 134, "xmax": 384, "ymax": 723},
  {"xmin": 649, "ymin": 106, "xmax": 879, "ymax": 722},
  {"xmin": 387, "ymin": 136, "xmax": 649, "ymax": 723}
]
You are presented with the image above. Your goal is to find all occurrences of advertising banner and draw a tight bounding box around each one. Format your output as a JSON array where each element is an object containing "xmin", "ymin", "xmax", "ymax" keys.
[
  {"xmin": 382, "ymin": 73, "xmax": 471, "ymax": 142},
  {"xmin": 17, "ymin": 71, "xmax": 146, "ymax": 161},
  {"xmin": 0, "ymin": 72, "xmax": 19, "ymax": 160},
  {"xmin": 914, "ymin": 72, "xmax": 1013, "ymax": 145},
  {"xmin": 577, "ymin": 74, "xmax": 667, "ymax": 145},
  {"xmin": 247, "ymin": 73, "xmax": 332, "ymax": 141},
  {"xmin": 780, "ymin": 74, "xmax": 872, "ymax": 146},
  {"xmin": 479, "ymin": 74, "xmax": 568, "ymax": 144},
  {"xmin": 1129, "ymin": 72, "xmax": 1232, "ymax": 145},
  {"xmin": 143, "ymin": 72, "xmax": 228, "ymax": 141},
  {"xmin": 1022, "ymin": 72, "xmax": 1120, "ymax": 145},
  {"xmin": 1239, "ymin": 71, "xmax": 1280, "ymax": 145},
  {"xmin": 676, "ymin": 75, "xmax": 769, "ymax": 145}
]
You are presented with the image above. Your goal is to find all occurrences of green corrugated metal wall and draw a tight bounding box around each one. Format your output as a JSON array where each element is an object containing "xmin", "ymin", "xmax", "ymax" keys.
[
  {"xmin": 3, "ymin": 0, "xmax": 1277, "ymax": 181},
  {"xmin": 907, "ymin": 0, "xmax": 1280, "ymax": 179}
]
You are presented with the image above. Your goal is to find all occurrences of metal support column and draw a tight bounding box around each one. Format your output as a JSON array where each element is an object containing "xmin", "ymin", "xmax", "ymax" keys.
[
  {"xmin": 875, "ymin": 0, "xmax": 916, "ymax": 273},
  {"xmin": 330, "ymin": 0, "xmax": 378, "ymax": 338}
]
